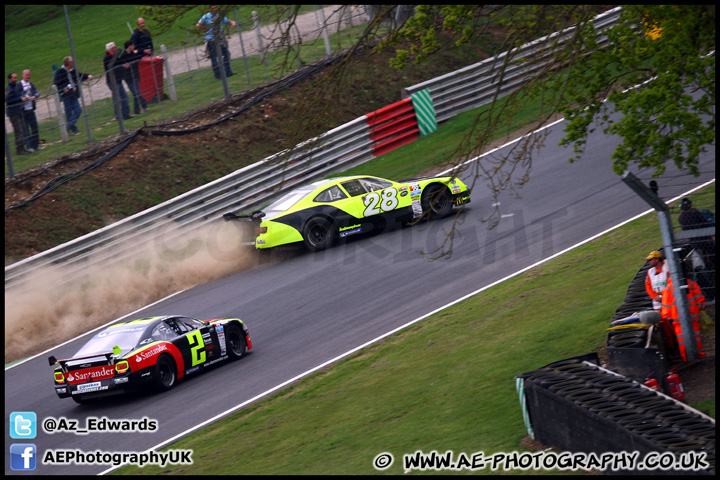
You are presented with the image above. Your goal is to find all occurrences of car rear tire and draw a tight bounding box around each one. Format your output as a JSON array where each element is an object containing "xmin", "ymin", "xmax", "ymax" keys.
[
  {"xmin": 303, "ymin": 217, "xmax": 336, "ymax": 251},
  {"xmin": 72, "ymin": 394, "xmax": 87, "ymax": 404},
  {"xmin": 154, "ymin": 354, "xmax": 177, "ymax": 392},
  {"xmin": 226, "ymin": 325, "xmax": 247, "ymax": 360},
  {"xmin": 423, "ymin": 184, "xmax": 453, "ymax": 219}
]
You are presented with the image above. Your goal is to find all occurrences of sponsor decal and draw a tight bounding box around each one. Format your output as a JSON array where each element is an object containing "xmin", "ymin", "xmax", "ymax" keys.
[
  {"xmin": 339, "ymin": 224, "xmax": 361, "ymax": 232},
  {"xmin": 215, "ymin": 325, "xmax": 227, "ymax": 356},
  {"xmin": 135, "ymin": 344, "xmax": 168, "ymax": 363},
  {"xmin": 71, "ymin": 385, "xmax": 109, "ymax": 394},
  {"xmin": 96, "ymin": 325, "xmax": 145, "ymax": 338},
  {"xmin": 257, "ymin": 239, "xmax": 266, "ymax": 244},
  {"xmin": 113, "ymin": 377, "xmax": 129, "ymax": 384},
  {"xmin": 339, "ymin": 227, "xmax": 362, "ymax": 238},
  {"xmin": 203, "ymin": 356, "xmax": 228, "ymax": 368},
  {"xmin": 400, "ymin": 191, "xmax": 408, "ymax": 197},
  {"xmin": 185, "ymin": 366, "xmax": 200, "ymax": 375},
  {"xmin": 76, "ymin": 382, "xmax": 101, "ymax": 391},
  {"xmin": 67, "ymin": 366, "xmax": 116, "ymax": 384}
]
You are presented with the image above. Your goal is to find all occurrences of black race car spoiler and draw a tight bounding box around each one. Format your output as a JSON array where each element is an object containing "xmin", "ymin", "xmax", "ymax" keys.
[
  {"xmin": 223, "ymin": 210, "xmax": 265, "ymax": 223},
  {"xmin": 49, "ymin": 351, "xmax": 117, "ymax": 369}
]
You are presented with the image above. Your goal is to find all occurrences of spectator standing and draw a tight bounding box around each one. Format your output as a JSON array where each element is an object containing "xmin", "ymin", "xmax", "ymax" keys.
[
  {"xmin": 677, "ymin": 197, "xmax": 716, "ymax": 302},
  {"xmin": 103, "ymin": 42, "xmax": 131, "ymax": 121},
  {"xmin": 5, "ymin": 72, "xmax": 30, "ymax": 155},
  {"xmin": 20, "ymin": 69, "xmax": 41, "ymax": 151},
  {"xmin": 130, "ymin": 17, "xmax": 154, "ymax": 56},
  {"xmin": 53, "ymin": 56, "xmax": 93, "ymax": 135},
  {"xmin": 119, "ymin": 41, "xmax": 147, "ymax": 115},
  {"xmin": 197, "ymin": 5, "xmax": 236, "ymax": 79}
]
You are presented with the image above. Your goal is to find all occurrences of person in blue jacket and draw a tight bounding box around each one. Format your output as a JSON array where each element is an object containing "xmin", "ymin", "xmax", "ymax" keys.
[{"xmin": 196, "ymin": 5, "xmax": 237, "ymax": 79}]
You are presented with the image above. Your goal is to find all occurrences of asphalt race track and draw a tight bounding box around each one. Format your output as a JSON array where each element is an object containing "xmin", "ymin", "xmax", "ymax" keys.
[{"xmin": 5, "ymin": 116, "xmax": 715, "ymax": 475}]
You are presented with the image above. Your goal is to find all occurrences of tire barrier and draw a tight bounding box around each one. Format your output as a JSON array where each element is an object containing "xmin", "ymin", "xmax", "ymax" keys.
[{"xmin": 516, "ymin": 355, "xmax": 715, "ymax": 475}]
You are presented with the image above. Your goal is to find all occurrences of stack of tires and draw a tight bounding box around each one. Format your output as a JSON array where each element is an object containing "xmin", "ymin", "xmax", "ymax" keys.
[{"xmin": 516, "ymin": 359, "xmax": 715, "ymax": 474}]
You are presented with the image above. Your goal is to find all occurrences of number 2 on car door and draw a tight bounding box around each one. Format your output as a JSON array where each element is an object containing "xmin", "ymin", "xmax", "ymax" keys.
[
  {"xmin": 363, "ymin": 188, "xmax": 398, "ymax": 216},
  {"xmin": 187, "ymin": 330, "xmax": 206, "ymax": 366}
]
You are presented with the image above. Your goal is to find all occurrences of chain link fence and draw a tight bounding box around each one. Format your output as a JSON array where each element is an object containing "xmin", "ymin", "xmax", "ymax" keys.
[{"xmin": 5, "ymin": 6, "xmax": 369, "ymax": 178}]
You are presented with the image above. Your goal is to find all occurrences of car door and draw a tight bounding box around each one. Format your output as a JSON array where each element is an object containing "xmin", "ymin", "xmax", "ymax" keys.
[
  {"xmin": 166, "ymin": 317, "xmax": 213, "ymax": 373},
  {"xmin": 356, "ymin": 177, "xmax": 415, "ymax": 221}
]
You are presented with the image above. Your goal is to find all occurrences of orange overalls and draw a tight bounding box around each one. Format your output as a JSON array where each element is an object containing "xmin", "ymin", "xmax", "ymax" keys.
[{"xmin": 660, "ymin": 276, "xmax": 706, "ymax": 361}]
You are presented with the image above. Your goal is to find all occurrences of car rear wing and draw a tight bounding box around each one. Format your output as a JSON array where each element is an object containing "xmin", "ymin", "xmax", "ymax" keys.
[
  {"xmin": 49, "ymin": 349, "xmax": 119, "ymax": 369},
  {"xmin": 223, "ymin": 210, "xmax": 265, "ymax": 224}
]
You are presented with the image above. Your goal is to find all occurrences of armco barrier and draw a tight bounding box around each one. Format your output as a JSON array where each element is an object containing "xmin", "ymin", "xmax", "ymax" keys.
[
  {"xmin": 402, "ymin": 7, "xmax": 623, "ymax": 123},
  {"xmin": 4, "ymin": 115, "xmax": 374, "ymax": 289},
  {"xmin": 516, "ymin": 356, "xmax": 715, "ymax": 475},
  {"xmin": 5, "ymin": 7, "xmax": 625, "ymax": 289}
]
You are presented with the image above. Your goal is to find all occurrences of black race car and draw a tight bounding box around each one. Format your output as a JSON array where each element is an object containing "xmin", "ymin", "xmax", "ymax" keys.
[{"xmin": 49, "ymin": 315, "xmax": 252, "ymax": 404}]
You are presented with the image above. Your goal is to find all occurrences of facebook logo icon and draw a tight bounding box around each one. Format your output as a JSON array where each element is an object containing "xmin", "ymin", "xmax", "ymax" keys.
[{"xmin": 10, "ymin": 443, "xmax": 37, "ymax": 471}]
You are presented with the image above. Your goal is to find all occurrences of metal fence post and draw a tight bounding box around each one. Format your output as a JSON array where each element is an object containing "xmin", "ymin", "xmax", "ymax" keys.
[
  {"xmin": 233, "ymin": 7, "xmax": 252, "ymax": 84},
  {"xmin": 52, "ymin": 85, "xmax": 69, "ymax": 142},
  {"xmin": 252, "ymin": 10, "xmax": 268, "ymax": 81},
  {"xmin": 161, "ymin": 45, "xmax": 177, "ymax": 101},
  {"xmin": 317, "ymin": 6, "xmax": 332, "ymax": 56}
]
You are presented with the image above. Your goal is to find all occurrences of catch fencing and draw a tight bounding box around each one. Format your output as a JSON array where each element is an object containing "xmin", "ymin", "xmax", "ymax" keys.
[
  {"xmin": 5, "ymin": 7, "xmax": 625, "ymax": 289},
  {"xmin": 4, "ymin": 6, "xmax": 368, "ymax": 176}
]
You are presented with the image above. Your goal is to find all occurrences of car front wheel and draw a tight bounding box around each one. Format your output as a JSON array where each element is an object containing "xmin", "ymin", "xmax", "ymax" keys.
[
  {"xmin": 226, "ymin": 325, "xmax": 247, "ymax": 360},
  {"xmin": 423, "ymin": 185, "xmax": 453, "ymax": 219}
]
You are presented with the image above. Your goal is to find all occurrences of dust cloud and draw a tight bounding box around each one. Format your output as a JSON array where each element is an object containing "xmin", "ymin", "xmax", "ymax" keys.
[{"xmin": 4, "ymin": 219, "xmax": 263, "ymax": 364}]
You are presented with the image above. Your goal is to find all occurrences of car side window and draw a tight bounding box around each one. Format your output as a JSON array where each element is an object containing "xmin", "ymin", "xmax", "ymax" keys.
[
  {"xmin": 178, "ymin": 317, "xmax": 204, "ymax": 331},
  {"xmin": 314, "ymin": 185, "xmax": 348, "ymax": 202},
  {"xmin": 360, "ymin": 177, "xmax": 392, "ymax": 192},
  {"xmin": 151, "ymin": 322, "xmax": 176, "ymax": 341},
  {"xmin": 166, "ymin": 319, "xmax": 191, "ymax": 336},
  {"xmin": 340, "ymin": 180, "xmax": 366, "ymax": 197}
]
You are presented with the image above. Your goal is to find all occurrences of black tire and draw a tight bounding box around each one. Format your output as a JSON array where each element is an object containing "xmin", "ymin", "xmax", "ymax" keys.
[
  {"xmin": 72, "ymin": 394, "xmax": 87, "ymax": 405},
  {"xmin": 303, "ymin": 217, "xmax": 336, "ymax": 251},
  {"xmin": 153, "ymin": 354, "xmax": 177, "ymax": 392},
  {"xmin": 422, "ymin": 184, "xmax": 453, "ymax": 219},
  {"xmin": 226, "ymin": 325, "xmax": 247, "ymax": 361}
]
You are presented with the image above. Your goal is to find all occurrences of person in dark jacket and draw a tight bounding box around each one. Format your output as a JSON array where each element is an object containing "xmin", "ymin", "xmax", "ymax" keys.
[
  {"xmin": 130, "ymin": 17, "xmax": 154, "ymax": 56},
  {"xmin": 5, "ymin": 72, "xmax": 30, "ymax": 155},
  {"xmin": 119, "ymin": 41, "xmax": 147, "ymax": 115},
  {"xmin": 20, "ymin": 69, "xmax": 41, "ymax": 151},
  {"xmin": 103, "ymin": 42, "xmax": 131, "ymax": 121},
  {"xmin": 53, "ymin": 56, "xmax": 93, "ymax": 135}
]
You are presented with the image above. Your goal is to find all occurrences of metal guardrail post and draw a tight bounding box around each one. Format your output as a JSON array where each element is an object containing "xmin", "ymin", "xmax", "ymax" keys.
[{"xmin": 161, "ymin": 45, "xmax": 177, "ymax": 101}]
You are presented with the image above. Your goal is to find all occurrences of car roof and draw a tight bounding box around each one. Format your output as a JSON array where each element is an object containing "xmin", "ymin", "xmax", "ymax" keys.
[{"xmin": 103, "ymin": 315, "xmax": 185, "ymax": 332}]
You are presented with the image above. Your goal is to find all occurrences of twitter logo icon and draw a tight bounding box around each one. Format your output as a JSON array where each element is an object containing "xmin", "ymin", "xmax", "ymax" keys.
[{"xmin": 10, "ymin": 412, "xmax": 37, "ymax": 439}]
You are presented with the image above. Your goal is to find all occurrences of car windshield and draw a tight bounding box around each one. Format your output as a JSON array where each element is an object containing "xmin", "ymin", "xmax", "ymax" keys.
[{"xmin": 73, "ymin": 324, "xmax": 147, "ymax": 358}]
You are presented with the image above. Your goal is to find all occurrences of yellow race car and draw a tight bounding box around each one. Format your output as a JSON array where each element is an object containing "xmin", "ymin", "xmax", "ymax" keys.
[{"xmin": 224, "ymin": 175, "xmax": 470, "ymax": 251}]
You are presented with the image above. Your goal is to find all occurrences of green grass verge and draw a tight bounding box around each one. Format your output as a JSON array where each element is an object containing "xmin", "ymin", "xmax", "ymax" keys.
[{"xmin": 114, "ymin": 173, "xmax": 714, "ymax": 474}]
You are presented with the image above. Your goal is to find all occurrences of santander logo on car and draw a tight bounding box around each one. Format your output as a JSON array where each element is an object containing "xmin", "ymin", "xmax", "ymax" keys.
[
  {"xmin": 135, "ymin": 344, "xmax": 168, "ymax": 363},
  {"xmin": 67, "ymin": 365, "xmax": 116, "ymax": 384}
]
